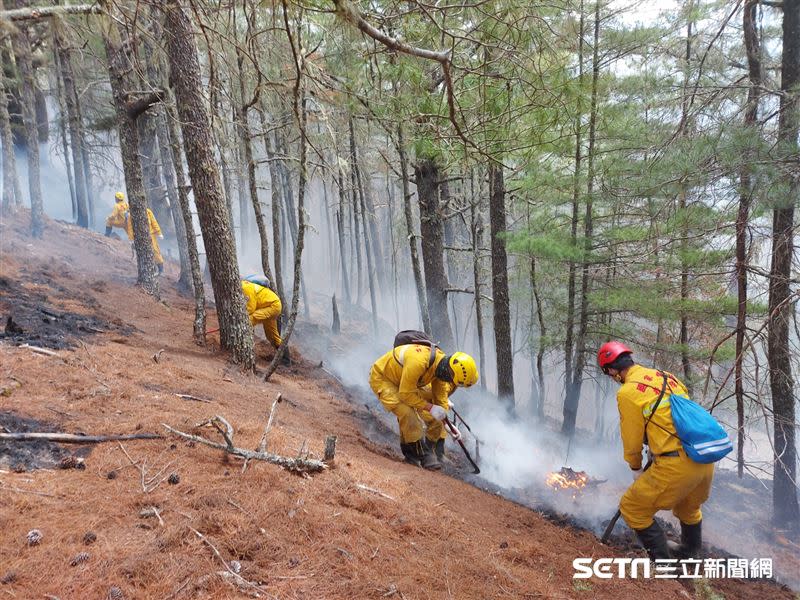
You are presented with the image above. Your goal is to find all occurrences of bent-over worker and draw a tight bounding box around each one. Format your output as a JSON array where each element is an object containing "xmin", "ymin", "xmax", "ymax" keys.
[
  {"xmin": 242, "ymin": 279, "xmax": 289, "ymax": 366},
  {"xmin": 105, "ymin": 191, "xmax": 165, "ymax": 274},
  {"xmin": 369, "ymin": 344, "xmax": 477, "ymax": 470},
  {"xmin": 598, "ymin": 341, "xmax": 713, "ymax": 561}
]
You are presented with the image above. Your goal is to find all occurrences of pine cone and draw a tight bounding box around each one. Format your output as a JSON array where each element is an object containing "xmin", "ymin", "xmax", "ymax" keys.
[
  {"xmin": 167, "ymin": 473, "xmax": 180, "ymax": 485},
  {"xmin": 26, "ymin": 529, "xmax": 42, "ymax": 546},
  {"xmin": 70, "ymin": 552, "xmax": 90, "ymax": 566},
  {"xmin": 0, "ymin": 571, "xmax": 17, "ymax": 584},
  {"xmin": 107, "ymin": 586, "xmax": 124, "ymax": 600},
  {"xmin": 83, "ymin": 531, "xmax": 97, "ymax": 545}
]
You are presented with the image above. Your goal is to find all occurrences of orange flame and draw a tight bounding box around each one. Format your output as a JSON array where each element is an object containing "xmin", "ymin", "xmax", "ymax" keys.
[{"xmin": 545, "ymin": 468, "xmax": 590, "ymax": 495}]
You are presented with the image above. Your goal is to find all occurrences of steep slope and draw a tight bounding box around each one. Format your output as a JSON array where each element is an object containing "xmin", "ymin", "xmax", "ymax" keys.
[{"xmin": 0, "ymin": 211, "xmax": 792, "ymax": 599}]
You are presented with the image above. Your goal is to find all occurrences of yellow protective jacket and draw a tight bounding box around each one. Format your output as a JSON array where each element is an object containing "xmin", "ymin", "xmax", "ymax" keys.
[
  {"xmin": 617, "ymin": 364, "xmax": 686, "ymax": 470},
  {"xmin": 105, "ymin": 201, "xmax": 129, "ymax": 228},
  {"xmin": 125, "ymin": 208, "xmax": 162, "ymax": 242},
  {"xmin": 370, "ymin": 345, "xmax": 450, "ymax": 411},
  {"xmin": 241, "ymin": 280, "xmax": 281, "ymax": 324}
]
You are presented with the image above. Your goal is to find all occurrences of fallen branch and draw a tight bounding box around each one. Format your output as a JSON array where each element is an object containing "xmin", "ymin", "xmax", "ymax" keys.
[
  {"xmin": 152, "ymin": 349, "xmax": 165, "ymax": 363},
  {"xmin": 355, "ymin": 483, "xmax": 396, "ymax": 501},
  {"xmin": 163, "ymin": 418, "xmax": 326, "ymax": 473},
  {"xmin": 20, "ymin": 344, "xmax": 60, "ymax": 358},
  {"xmin": 176, "ymin": 393, "xmax": 211, "ymax": 404},
  {"xmin": 0, "ymin": 4, "xmax": 101, "ymax": 21},
  {"xmin": 0, "ymin": 432, "xmax": 161, "ymax": 443},
  {"xmin": 188, "ymin": 527, "xmax": 268, "ymax": 596},
  {"xmin": 0, "ymin": 482, "xmax": 60, "ymax": 498},
  {"xmin": 257, "ymin": 393, "xmax": 283, "ymax": 453}
]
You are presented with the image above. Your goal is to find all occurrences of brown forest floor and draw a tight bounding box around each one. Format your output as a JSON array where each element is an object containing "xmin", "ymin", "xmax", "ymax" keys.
[{"xmin": 0, "ymin": 210, "xmax": 795, "ymax": 600}]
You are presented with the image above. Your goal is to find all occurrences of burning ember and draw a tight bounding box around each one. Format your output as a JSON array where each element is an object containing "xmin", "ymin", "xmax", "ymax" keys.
[{"xmin": 546, "ymin": 467, "xmax": 590, "ymax": 492}]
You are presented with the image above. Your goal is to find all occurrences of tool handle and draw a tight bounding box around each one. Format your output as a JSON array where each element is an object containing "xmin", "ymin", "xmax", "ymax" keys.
[
  {"xmin": 206, "ymin": 327, "xmax": 220, "ymax": 335},
  {"xmin": 600, "ymin": 458, "xmax": 653, "ymax": 543},
  {"xmin": 450, "ymin": 407, "xmax": 473, "ymax": 433},
  {"xmin": 445, "ymin": 417, "xmax": 480, "ymax": 474}
]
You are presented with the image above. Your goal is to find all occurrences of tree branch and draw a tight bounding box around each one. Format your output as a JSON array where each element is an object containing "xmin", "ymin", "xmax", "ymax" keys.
[
  {"xmin": 0, "ymin": 4, "xmax": 101, "ymax": 22},
  {"xmin": 125, "ymin": 90, "xmax": 165, "ymax": 120}
]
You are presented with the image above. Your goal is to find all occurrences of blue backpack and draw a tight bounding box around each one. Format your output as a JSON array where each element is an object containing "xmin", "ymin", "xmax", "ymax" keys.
[
  {"xmin": 244, "ymin": 274, "xmax": 272, "ymax": 290},
  {"xmin": 647, "ymin": 374, "xmax": 733, "ymax": 464}
]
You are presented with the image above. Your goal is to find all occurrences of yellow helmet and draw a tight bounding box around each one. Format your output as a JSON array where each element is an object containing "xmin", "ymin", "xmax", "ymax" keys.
[
  {"xmin": 115, "ymin": 191, "xmax": 125, "ymax": 201},
  {"xmin": 449, "ymin": 352, "xmax": 478, "ymax": 387}
]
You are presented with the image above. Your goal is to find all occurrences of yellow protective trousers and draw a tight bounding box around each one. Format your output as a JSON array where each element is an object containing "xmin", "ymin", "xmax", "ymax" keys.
[
  {"xmin": 620, "ymin": 450, "xmax": 714, "ymax": 530},
  {"xmin": 369, "ymin": 367, "xmax": 444, "ymax": 444}
]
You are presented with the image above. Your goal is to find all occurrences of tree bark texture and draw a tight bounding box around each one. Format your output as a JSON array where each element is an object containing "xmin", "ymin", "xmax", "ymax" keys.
[
  {"xmin": 736, "ymin": 0, "xmax": 762, "ymax": 478},
  {"xmin": 397, "ymin": 123, "xmax": 430, "ymax": 332},
  {"xmin": 53, "ymin": 15, "xmax": 89, "ymax": 228},
  {"xmin": 415, "ymin": 158, "xmax": 455, "ymax": 349},
  {"xmin": 768, "ymin": 0, "xmax": 799, "ymax": 526},
  {"xmin": 101, "ymin": 9, "xmax": 158, "ymax": 296},
  {"xmin": 0, "ymin": 58, "xmax": 18, "ymax": 210},
  {"xmin": 163, "ymin": 0, "xmax": 254, "ymax": 368},
  {"xmin": 488, "ymin": 163, "xmax": 514, "ymax": 411},
  {"xmin": 11, "ymin": 17, "xmax": 43, "ymax": 237},
  {"xmin": 470, "ymin": 194, "xmax": 487, "ymax": 390}
]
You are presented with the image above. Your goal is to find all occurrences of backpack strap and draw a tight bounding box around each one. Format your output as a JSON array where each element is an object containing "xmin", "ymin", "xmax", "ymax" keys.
[{"xmin": 643, "ymin": 373, "xmax": 669, "ymax": 442}]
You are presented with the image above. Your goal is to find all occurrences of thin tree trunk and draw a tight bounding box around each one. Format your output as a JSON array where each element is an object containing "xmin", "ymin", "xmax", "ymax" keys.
[
  {"xmin": 53, "ymin": 13, "xmax": 89, "ymax": 228},
  {"xmin": 265, "ymin": 1, "xmax": 306, "ymax": 380},
  {"xmin": 736, "ymin": 0, "xmax": 762, "ymax": 478},
  {"xmin": 470, "ymin": 189, "xmax": 486, "ymax": 391},
  {"xmin": 11, "ymin": 16, "xmax": 43, "ymax": 237},
  {"xmin": 397, "ymin": 123, "xmax": 430, "ymax": 332},
  {"xmin": 53, "ymin": 50, "xmax": 77, "ymax": 222},
  {"xmin": 564, "ymin": 0, "xmax": 599, "ymax": 436},
  {"xmin": 165, "ymin": 97, "xmax": 205, "ymax": 339},
  {"xmin": 352, "ymin": 120, "xmax": 379, "ymax": 333},
  {"xmin": 257, "ymin": 103, "xmax": 285, "ymax": 301},
  {"xmin": 335, "ymin": 167, "xmax": 351, "ymax": 304},
  {"xmin": 0, "ymin": 57, "xmax": 18, "ymax": 211},
  {"xmin": 163, "ymin": 0, "xmax": 253, "ymax": 369},
  {"xmin": 768, "ymin": 0, "xmax": 799, "ymax": 526},
  {"xmin": 488, "ymin": 162, "xmax": 514, "ymax": 411},
  {"xmin": 348, "ymin": 123, "xmax": 364, "ymax": 304},
  {"xmin": 416, "ymin": 157, "xmax": 454, "ymax": 349},
  {"xmin": 564, "ymin": 0, "xmax": 585, "ymax": 425},
  {"xmin": 531, "ymin": 255, "xmax": 546, "ymax": 419},
  {"xmin": 101, "ymin": 9, "xmax": 158, "ymax": 295}
]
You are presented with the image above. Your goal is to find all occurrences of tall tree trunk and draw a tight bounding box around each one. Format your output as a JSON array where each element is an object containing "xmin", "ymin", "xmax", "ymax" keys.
[
  {"xmin": 257, "ymin": 103, "xmax": 285, "ymax": 302},
  {"xmin": 564, "ymin": 0, "xmax": 599, "ymax": 437},
  {"xmin": 397, "ymin": 123, "xmax": 430, "ymax": 332},
  {"xmin": 163, "ymin": 0, "xmax": 254, "ymax": 369},
  {"xmin": 768, "ymin": 0, "xmax": 799, "ymax": 526},
  {"xmin": 335, "ymin": 167, "xmax": 351, "ymax": 304},
  {"xmin": 736, "ymin": 0, "xmax": 762, "ymax": 478},
  {"xmin": 164, "ymin": 96, "xmax": 205, "ymax": 339},
  {"xmin": 101, "ymin": 9, "xmax": 158, "ymax": 295},
  {"xmin": 530, "ymin": 254, "xmax": 546, "ymax": 419},
  {"xmin": 53, "ymin": 52, "xmax": 77, "ymax": 222},
  {"xmin": 11, "ymin": 16, "xmax": 43, "ymax": 237},
  {"xmin": 0, "ymin": 58, "xmax": 18, "ymax": 211},
  {"xmin": 415, "ymin": 157, "xmax": 454, "ymax": 349},
  {"xmin": 488, "ymin": 162, "xmax": 514, "ymax": 411},
  {"xmin": 53, "ymin": 14, "xmax": 89, "ymax": 228},
  {"xmin": 348, "ymin": 126, "xmax": 364, "ymax": 304},
  {"xmin": 470, "ymin": 190, "xmax": 486, "ymax": 390},
  {"xmin": 352, "ymin": 119, "xmax": 385, "ymax": 289},
  {"xmin": 564, "ymin": 0, "xmax": 585, "ymax": 425},
  {"xmin": 139, "ymin": 114, "xmax": 170, "ymax": 234}
]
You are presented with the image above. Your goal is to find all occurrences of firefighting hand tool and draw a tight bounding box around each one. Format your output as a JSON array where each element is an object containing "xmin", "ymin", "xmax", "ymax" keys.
[
  {"xmin": 206, "ymin": 327, "xmax": 220, "ymax": 335},
  {"xmin": 444, "ymin": 419, "xmax": 462, "ymax": 442},
  {"xmin": 601, "ymin": 458, "xmax": 652, "ymax": 543},
  {"xmin": 444, "ymin": 416, "xmax": 480, "ymax": 474},
  {"xmin": 450, "ymin": 407, "xmax": 474, "ymax": 434}
]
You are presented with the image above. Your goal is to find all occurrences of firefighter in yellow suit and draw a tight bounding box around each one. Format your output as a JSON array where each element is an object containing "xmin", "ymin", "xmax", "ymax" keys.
[
  {"xmin": 105, "ymin": 191, "xmax": 165, "ymax": 273},
  {"xmin": 598, "ymin": 341, "xmax": 714, "ymax": 561},
  {"xmin": 241, "ymin": 279, "xmax": 289, "ymax": 365},
  {"xmin": 369, "ymin": 345, "xmax": 478, "ymax": 470}
]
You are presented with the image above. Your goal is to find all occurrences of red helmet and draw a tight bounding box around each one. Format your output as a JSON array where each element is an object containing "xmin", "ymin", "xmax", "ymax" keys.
[{"xmin": 597, "ymin": 341, "xmax": 632, "ymax": 369}]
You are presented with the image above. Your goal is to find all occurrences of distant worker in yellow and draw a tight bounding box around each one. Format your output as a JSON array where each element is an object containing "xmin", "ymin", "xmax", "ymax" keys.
[
  {"xmin": 105, "ymin": 191, "xmax": 165, "ymax": 274},
  {"xmin": 598, "ymin": 341, "xmax": 715, "ymax": 561},
  {"xmin": 241, "ymin": 277, "xmax": 289, "ymax": 366},
  {"xmin": 369, "ymin": 338, "xmax": 478, "ymax": 470}
]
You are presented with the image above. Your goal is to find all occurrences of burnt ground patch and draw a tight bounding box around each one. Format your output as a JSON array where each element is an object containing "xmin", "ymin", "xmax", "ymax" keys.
[
  {"xmin": 0, "ymin": 274, "xmax": 133, "ymax": 350},
  {"xmin": 0, "ymin": 411, "xmax": 92, "ymax": 471}
]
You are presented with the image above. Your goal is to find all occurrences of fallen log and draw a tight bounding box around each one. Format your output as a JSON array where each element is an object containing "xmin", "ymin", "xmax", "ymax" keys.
[
  {"xmin": 163, "ymin": 416, "xmax": 326, "ymax": 473},
  {"xmin": 0, "ymin": 432, "xmax": 162, "ymax": 443}
]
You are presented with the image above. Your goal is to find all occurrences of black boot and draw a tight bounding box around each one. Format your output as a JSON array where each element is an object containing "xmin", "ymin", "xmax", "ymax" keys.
[
  {"xmin": 400, "ymin": 442, "xmax": 422, "ymax": 467},
  {"xmin": 420, "ymin": 439, "xmax": 441, "ymax": 471},
  {"xmin": 669, "ymin": 521, "xmax": 702, "ymax": 559},
  {"xmin": 431, "ymin": 438, "xmax": 445, "ymax": 461},
  {"xmin": 104, "ymin": 226, "xmax": 113, "ymax": 237},
  {"xmin": 634, "ymin": 521, "xmax": 671, "ymax": 561}
]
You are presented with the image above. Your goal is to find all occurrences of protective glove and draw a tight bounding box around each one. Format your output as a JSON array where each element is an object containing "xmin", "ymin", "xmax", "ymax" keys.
[
  {"xmin": 158, "ymin": 234, "xmax": 164, "ymax": 239},
  {"xmin": 446, "ymin": 421, "xmax": 462, "ymax": 442},
  {"xmin": 428, "ymin": 404, "xmax": 446, "ymax": 422},
  {"xmin": 105, "ymin": 226, "xmax": 112, "ymax": 237},
  {"xmin": 631, "ymin": 468, "xmax": 643, "ymax": 482},
  {"xmin": 447, "ymin": 400, "xmax": 455, "ymax": 413}
]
